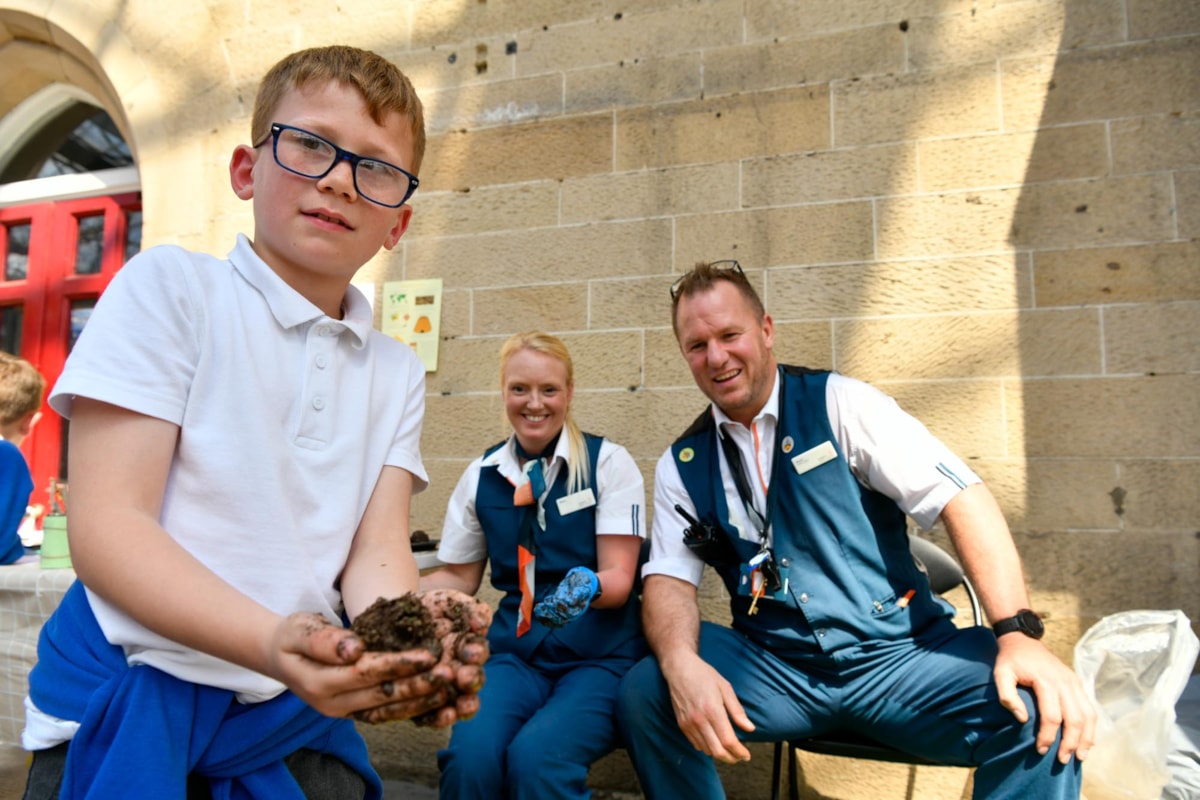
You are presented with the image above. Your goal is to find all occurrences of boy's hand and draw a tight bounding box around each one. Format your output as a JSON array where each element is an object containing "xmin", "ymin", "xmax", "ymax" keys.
[
  {"xmin": 266, "ymin": 612, "xmax": 463, "ymax": 723},
  {"xmin": 400, "ymin": 589, "xmax": 493, "ymax": 727}
]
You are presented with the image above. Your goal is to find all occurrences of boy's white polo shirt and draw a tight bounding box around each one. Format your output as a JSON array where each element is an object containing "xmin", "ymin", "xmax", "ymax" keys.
[{"xmin": 48, "ymin": 234, "xmax": 428, "ymax": 703}]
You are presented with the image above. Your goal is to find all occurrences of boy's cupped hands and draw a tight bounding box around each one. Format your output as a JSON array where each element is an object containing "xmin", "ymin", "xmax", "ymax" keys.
[{"xmin": 267, "ymin": 589, "xmax": 492, "ymax": 727}]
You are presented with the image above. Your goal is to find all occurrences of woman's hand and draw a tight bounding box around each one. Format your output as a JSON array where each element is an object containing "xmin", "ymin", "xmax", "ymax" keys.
[{"xmin": 533, "ymin": 566, "xmax": 600, "ymax": 628}]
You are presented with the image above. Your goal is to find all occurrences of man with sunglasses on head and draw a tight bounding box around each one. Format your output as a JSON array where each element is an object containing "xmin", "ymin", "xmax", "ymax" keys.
[{"xmin": 617, "ymin": 261, "xmax": 1096, "ymax": 799}]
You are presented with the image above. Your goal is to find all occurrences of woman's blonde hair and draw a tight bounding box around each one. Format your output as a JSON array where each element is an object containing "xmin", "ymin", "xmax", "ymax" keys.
[{"xmin": 499, "ymin": 331, "xmax": 590, "ymax": 494}]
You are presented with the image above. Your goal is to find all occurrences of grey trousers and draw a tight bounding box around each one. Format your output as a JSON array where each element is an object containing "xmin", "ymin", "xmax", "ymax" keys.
[{"xmin": 21, "ymin": 743, "xmax": 367, "ymax": 799}]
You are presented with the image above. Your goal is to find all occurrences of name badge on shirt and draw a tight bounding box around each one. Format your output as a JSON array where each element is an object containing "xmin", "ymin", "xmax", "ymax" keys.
[
  {"xmin": 556, "ymin": 488, "xmax": 597, "ymax": 515},
  {"xmin": 791, "ymin": 440, "xmax": 837, "ymax": 475}
]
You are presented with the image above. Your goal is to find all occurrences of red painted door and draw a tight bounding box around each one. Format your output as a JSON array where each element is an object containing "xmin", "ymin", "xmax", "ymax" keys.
[{"xmin": 0, "ymin": 192, "xmax": 141, "ymax": 506}]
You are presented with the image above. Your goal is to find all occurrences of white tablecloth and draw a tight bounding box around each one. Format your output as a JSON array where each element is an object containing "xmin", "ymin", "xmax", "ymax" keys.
[
  {"xmin": 0, "ymin": 562, "xmax": 76, "ymax": 747},
  {"xmin": 413, "ymin": 551, "xmax": 442, "ymax": 571}
]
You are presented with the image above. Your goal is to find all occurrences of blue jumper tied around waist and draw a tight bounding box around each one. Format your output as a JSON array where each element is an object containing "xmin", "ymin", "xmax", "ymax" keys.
[{"xmin": 29, "ymin": 581, "xmax": 382, "ymax": 800}]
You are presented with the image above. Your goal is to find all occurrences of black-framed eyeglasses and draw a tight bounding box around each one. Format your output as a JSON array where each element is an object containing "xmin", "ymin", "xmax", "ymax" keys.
[
  {"xmin": 669, "ymin": 259, "xmax": 744, "ymax": 299},
  {"xmin": 257, "ymin": 123, "xmax": 419, "ymax": 208}
]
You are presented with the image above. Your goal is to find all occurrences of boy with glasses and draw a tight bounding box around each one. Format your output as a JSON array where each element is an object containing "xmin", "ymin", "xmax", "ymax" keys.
[{"xmin": 21, "ymin": 45, "xmax": 490, "ymax": 800}]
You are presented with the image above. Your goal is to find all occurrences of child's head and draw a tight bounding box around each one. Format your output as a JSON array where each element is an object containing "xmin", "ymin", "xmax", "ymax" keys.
[
  {"xmin": 0, "ymin": 352, "xmax": 45, "ymax": 440},
  {"xmin": 230, "ymin": 45, "xmax": 427, "ymax": 313},
  {"xmin": 251, "ymin": 45, "xmax": 426, "ymax": 176}
]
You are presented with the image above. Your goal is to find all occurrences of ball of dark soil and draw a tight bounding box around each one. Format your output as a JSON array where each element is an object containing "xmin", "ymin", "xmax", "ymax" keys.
[{"xmin": 353, "ymin": 593, "xmax": 443, "ymax": 658}]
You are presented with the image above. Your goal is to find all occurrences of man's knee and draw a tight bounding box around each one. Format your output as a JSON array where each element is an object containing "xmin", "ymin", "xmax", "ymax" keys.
[{"xmin": 977, "ymin": 685, "xmax": 1063, "ymax": 763}]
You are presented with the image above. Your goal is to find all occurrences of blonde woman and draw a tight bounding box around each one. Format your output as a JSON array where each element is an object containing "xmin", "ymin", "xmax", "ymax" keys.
[{"xmin": 421, "ymin": 331, "xmax": 646, "ymax": 799}]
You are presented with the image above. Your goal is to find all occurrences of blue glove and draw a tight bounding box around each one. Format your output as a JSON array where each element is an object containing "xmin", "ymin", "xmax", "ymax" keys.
[{"xmin": 533, "ymin": 566, "xmax": 600, "ymax": 628}]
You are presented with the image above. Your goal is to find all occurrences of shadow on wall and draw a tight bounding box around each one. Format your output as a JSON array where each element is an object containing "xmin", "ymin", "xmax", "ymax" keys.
[{"xmin": 1007, "ymin": 5, "xmax": 1200, "ymax": 645}]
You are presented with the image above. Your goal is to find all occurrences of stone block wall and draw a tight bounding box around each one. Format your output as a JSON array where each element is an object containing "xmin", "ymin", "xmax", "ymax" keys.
[{"xmin": 2, "ymin": 0, "xmax": 1197, "ymax": 797}]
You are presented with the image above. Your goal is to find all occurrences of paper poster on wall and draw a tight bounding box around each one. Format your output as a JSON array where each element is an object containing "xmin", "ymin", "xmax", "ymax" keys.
[{"xmin": 381, "ymin": 278, "xmax": 442, "ymax": 372}]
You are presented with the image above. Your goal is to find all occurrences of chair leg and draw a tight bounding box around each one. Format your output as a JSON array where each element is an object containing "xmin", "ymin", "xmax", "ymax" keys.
[
  {"xmin": 788, "ymin": 744, "xmax": 799, "ymax": 800},
  {"xmin": 770, "ymin": 741, "xmax": 782, "ymax": 800}
]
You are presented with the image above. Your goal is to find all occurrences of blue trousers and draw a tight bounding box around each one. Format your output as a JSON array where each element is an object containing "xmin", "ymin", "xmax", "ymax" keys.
[
  {"xmin": 439, "ymin": 649, "xmax": 630, "ymax": 800},
  {"xmin": 617, "ymin": 621, "xmax": 1081, "ymax": 800}
]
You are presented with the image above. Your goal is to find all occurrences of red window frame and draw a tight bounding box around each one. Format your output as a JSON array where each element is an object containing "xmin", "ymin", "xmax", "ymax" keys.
[{"xmin": 0, "ymin": 191, "xmax": 141, "ymax": 506}]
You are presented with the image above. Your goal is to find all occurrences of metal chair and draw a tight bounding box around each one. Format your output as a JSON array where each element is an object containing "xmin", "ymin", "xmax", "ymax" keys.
[{"xmin": 769, "ymin": 535, "xmax": 983, "ymax": 800}]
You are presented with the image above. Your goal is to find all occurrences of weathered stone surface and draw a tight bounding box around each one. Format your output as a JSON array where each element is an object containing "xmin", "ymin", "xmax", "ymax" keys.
[{"xmin": 6, "ymin": 3, "xmax": 1197, "ymax": 798}]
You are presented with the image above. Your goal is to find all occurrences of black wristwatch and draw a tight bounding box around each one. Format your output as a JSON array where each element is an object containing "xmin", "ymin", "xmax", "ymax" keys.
[{"xmin": 993, "ymin": 609, "xmax": 1045, "ymax": 640}]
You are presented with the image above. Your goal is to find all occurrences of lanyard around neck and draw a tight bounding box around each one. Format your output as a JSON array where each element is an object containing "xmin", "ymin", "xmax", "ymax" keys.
[
  {"xmin": 715, "ymin": 370, "xmax": 785, "ymax": 547},
  {"xmin": 718, "ymin": 427, "xmax": 773, "ymax": 546}
]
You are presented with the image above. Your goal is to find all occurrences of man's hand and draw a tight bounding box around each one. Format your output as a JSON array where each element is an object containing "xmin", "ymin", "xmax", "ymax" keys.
[
  {"xmin": 993, "ymin": 634, "xmax": 1097, "ymax": 764},
  {"xmin": 533, "ymin": 566, "xmax": 599, "ymax": 628},
  {"xmin": 662, "ymin": 651, "xmax": 755, "ymax": 764}
]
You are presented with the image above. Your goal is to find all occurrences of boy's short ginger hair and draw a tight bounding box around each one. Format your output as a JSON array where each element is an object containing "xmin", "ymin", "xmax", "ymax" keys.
[
  {"xmin": 0, "ymin": 352, "xmax": 45, "ymax": 426},
  {"xmin": 251, "ymin": 45, "xmax": 427, "ymax": 175}
]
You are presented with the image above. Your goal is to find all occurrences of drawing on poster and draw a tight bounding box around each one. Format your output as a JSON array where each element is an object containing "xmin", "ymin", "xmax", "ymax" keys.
[{"xmin": 381, "ymin": 278, "xmax": 442, "ymax": 372}]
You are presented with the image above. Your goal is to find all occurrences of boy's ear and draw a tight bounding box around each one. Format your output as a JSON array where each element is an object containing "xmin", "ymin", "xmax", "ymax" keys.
[
  {"xmin": 382, "ymin": 205, "xmax": 414, "ymax": 250},
  {"xmin": 18, "ymin": 411, "xmax": 41, "ymax": 438},
  {"xmin": 229, "ymin": 145, "xmax": 259, "ymax": 200}
]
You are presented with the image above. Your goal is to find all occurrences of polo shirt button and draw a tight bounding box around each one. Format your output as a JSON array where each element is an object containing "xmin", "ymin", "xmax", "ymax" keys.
[
  {"xmin": 315, "ymin": 325, "xmax": 329, "ymax": 336},
  {"xmin": 315, "ymin": 355, "xmax": 328, "ymax": 369},
  {"xmin": 312, "ymin": 396, "xmax": 325, "ymax": 410},
  {"xmin": 817, "ymin": 629, "xmax": 826, "ymax": 638},
  {"xmin": 799, "ymin": 593, "xmax": 809, "ymax": 603}
]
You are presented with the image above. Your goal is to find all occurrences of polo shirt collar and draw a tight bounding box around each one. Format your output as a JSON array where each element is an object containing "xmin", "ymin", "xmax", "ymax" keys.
[{"xmin": 227, "ymin": 234, "xmax": 372, "ymax": 349}]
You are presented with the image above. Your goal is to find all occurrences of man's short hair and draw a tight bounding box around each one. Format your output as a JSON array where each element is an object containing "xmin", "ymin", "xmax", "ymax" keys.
[
  {"xmin": 0, "ymin": 352, "xmax": 45, "ymax": 426},
  {"xmin": 670, "ymin": 260, "xmax": 765, "ymax": 337}
]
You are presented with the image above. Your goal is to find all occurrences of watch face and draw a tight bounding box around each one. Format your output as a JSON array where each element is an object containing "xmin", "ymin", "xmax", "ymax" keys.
[{"xmin": 1019, "ymin": 609, "xmax": 1045, "ymax": 637}]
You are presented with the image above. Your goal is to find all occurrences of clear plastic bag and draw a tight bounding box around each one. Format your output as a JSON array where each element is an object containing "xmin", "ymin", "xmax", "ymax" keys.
[{"xmin": 1074, "ymin": 610, "xmax": 1199, "ymax": 800}]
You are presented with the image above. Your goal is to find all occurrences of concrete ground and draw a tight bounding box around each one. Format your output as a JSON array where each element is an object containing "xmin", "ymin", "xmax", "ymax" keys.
[
  {"xmin": 1, "ymin": 746, "xmax": 30, "ymax": 799},
  {"xmin": 380, "ymin": 779, "xmax": 438, "ymax": 799}
]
